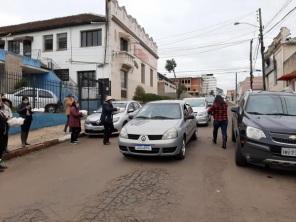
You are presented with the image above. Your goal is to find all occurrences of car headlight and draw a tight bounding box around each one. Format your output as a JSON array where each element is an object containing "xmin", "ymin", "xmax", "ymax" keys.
[
  {"xmin": 162, "ymin": 128, "xmax": 178, "ymax": 140},
  {"xmin": 113, "ymin": 116, "xmax": 120, "ymax": 123},
  {"xmin": 246, "ymin": 126, "xmax": 266, "ymax": 140},
  {"xmin": 119, "ymin": 127, "xmax": 128, "ymax": 139},
  {"xmin": 96, "ymin": 120, "xmax": 101, "ymax": 125}
]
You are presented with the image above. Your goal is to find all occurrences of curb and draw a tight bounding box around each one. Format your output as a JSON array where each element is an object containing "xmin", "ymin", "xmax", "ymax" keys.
[{"xmin": 3, "ymin": 133, "xmax": 86, "ymax": 161}]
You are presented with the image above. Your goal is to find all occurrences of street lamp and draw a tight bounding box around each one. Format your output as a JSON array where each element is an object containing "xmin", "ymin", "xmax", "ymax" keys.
[{"xmin": 234, "ymin": 8, "xmax": 266, "ymax": 91}]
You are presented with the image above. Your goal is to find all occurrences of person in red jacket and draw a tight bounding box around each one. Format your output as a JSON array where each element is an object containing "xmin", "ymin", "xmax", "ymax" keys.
[
  {"xmin": 68, "ymin": 100, "xmax": 83, "ymax": 144},
  {"xmin": 208, "ymin": 95, "xmax": 228, "ymax": 149}
]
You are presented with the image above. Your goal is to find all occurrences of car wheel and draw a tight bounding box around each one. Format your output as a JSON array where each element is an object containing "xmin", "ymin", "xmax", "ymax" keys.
[
  {"xmin": 232, "ymin": 125, "xmax": 236, "ymax": 143},
  {"xmin": 176, "ymin": 138, "xmax": 186, "ymax": 160},
  {"xmin": 235, "ymin": 139, "xmax": 247, "ymax": 167},
  {"xmin": 46, "ymin": 105, "xmax": 56, "ymax": 113},
  {"xmin": 191, "ymin": 129, "xmax": 197, "ymax": 141}
]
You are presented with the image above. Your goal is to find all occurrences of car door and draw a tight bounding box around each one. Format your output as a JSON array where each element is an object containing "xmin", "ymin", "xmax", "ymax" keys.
[
  {"xmin": 38, "ymin": 89, "xmax": 55, "ymax": 108},
  {"xmin": 183, "ymin": 104, "xmax": 193, "ymax": 143},
  {"xmin": 185, "ymin": 104, "xmax": 195, "ymax": 137}
]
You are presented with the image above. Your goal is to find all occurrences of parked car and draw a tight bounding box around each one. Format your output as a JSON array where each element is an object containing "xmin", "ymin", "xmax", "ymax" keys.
[
  {"xmin": 118, "ymin": 100, "xmax": 197, "ymax": 160},
  {"xmin": 183, "ymin": 97, "xmax": 210, "ymax": 125},
  {"xmin": 84, "ymin": 101, "xmax": 141, "ymax": 136},
  {"xmin": 231, "ymin": 91, "xmax": 296, "ymax": 168},
  {"xmin": 5, "ymin": 87, "xmax": 60, "ymax": 113},
  {"xmin": 205, "ymin": 96, "xmax": 215, "ymax": 106}
]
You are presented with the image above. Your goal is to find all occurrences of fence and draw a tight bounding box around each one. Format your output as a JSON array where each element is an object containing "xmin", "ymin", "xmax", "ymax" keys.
[{"xmin": 0, "ymin": 72, "xmax": 103, "ymax": 113}]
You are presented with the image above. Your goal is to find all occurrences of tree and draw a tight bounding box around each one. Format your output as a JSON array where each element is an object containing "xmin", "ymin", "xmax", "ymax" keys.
[
  {"xmin": 165, "ymin": 59, "xmax": 177, "ymax": 79},
  {"xmin": 177, "ymin": 84, "xmax": 187, "ymax": 99},
  {"xmin": 133, "ymin": 85, "xmax": 146, "ymax": 101}
]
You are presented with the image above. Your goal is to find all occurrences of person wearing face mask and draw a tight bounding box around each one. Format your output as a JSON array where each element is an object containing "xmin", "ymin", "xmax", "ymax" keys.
[
  {"xmin": 0, "ymin": 94, "xmax": 13, "ymax": 153},
  {"xmin": 69, "ymin": 100, "xmax": 83, "ymax": 144},
  {"xmin": 0, "ymin": 97, "xmax": 9, "ymax": 171},
  {"xmin": 17, "ymin": 96, "xmax": 33, "ymax": 147},
  {"xmin": 100, "ymin": 96, "xmax": 119, "ymax": 145}
]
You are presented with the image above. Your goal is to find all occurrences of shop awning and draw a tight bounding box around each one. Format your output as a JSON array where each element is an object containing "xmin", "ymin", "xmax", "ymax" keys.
[{"xmin": 278, "ymin": 71, "xmax": 296, "ymax": 81}]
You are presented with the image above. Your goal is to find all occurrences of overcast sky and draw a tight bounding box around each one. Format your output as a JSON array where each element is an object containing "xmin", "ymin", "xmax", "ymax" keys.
[{"xmin": 1, "ymin": 0, "xmax": 295, "ymax": 92}]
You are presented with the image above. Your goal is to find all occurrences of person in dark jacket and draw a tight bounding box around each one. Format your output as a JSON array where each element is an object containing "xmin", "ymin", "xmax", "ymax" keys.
[
  {"xmin": 69, "ymin": 100, "xmax": 83, "ymax": 144},
  {"xmin": 100, "ymin": 96, "xmax": 118, "ymax": 145},
  {"xmin": 0, "ymin": 97, "xmax": 9, "ymax": 171},
  {"xmin": 17, "ymin": 96, "xmax": 33, "ymax": 147},
  {"xmin": 208, "ymin": 95, "xmax": 228, "ymax": 149}
]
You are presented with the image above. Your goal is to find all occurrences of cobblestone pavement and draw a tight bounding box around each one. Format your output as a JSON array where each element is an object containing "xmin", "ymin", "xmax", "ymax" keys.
[{"xmin": 1, "ymin": 169, "xmax": 173, "ymax": 222}]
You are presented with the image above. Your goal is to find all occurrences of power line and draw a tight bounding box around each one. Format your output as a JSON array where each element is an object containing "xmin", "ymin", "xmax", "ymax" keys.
[
  {"xmin": 264, "ymin": 6, "xmax": 296, "ymax": 35},
  {"xmin": 265, "ymin": 0, "xmax": 293, "ymax": 29}
]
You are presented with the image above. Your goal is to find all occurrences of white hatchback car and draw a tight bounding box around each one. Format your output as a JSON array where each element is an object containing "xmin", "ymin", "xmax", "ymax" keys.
[{"xmin": 183, "ymin": 97, "xmax": 211, "ymax": 125}]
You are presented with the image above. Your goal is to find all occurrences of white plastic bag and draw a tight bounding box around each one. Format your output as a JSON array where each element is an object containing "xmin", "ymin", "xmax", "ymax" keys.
[
  {"xmin": 79, "ymin": 110, "xmax": 88, "ymax": 116},
  {"xmin": 7, "ymin": 117, "xmax": 25, "ymax": 127}
]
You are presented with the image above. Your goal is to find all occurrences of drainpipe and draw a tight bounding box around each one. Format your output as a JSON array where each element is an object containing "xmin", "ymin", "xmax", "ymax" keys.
[{"xmin": 104, "ymin": 0, "xmax": 110, "ymax": 65}]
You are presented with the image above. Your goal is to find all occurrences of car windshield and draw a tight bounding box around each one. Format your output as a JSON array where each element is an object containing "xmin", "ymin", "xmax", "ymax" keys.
[
  {"xmin": 185, "ymin": 99, "xmax": 206, "ymax": 107},
  {"xmin": 245, "ymin": 95, "xmax": 296, "ymax": 116},
  {"xmin": 206, "ymin": 97, "xmax": 214, "ymax": 103},
  {"xmin": 95, "ymin": 102, "xmax": 127, "ymax": 113},
  {"xmin": 135, "ymin": 103, "xmax": 181, "ymax": 119}
]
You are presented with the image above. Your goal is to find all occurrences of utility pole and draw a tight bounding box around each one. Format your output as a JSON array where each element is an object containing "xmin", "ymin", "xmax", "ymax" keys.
[
  {"xmin": 250, "ymin": 39, "xmax": 253, "ymax": 90},
  {"xmin": 235, "ymin": 72, "xmax": 238, "ymax": 102},
  {"xmin": 258, "ymin": 8, "xmax": 266, "ymax": 90}
]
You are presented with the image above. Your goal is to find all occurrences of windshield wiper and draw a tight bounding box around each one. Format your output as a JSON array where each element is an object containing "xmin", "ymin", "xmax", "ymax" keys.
[
  {"xmin": 247, "ymin": 112, "xmax": 264, "ymax": 115},
  {"xmin": 136, "ymin": 116, "xmax": 150, "ymax": 119},
  {"xmin": 151, "ymin": 116, "xmax": 175, "ymax": 119}
]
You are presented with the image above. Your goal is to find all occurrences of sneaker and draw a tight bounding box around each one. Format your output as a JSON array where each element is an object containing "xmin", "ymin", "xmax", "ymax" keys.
[
  {"xmin": 70, "ymin": 141, "xmax": 78, "ymax": 145},
  {"xmin": 222, "ymin": 144, "xmax": 227, "ymax": 149},
  {"xmin": 74, "ymin": 140, "xmax": 79, "ymax": 143},
  {"xmin": 0, "ymin": 161, "xmax": 7, "ymax": 169},
  {"xmin": 103, "ymin": 142, "xmax": 111, "ymax": 145}
]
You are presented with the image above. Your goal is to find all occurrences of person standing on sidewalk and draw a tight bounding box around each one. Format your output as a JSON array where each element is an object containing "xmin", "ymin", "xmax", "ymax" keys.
[
  {"xmin": 1, "ymin": 97, "xmax": 13, "ymax": 153},
  {"xmin": 0, "ymin": 97, "xmax": 9, "ymax": 171},
  {"xmin": 63, "ymin": 94, "xmax": 74, "ymax": 133},
  {"xmin": 17, "ymin": 96, "xmax": 33, "ymax": 148},
  {"xmin": 69, "ymin": 100, "xmax": 83, "ymax": 144},
  {"xmin": 100, "ymin": 96, "xmax": 118, "ymax": 145},
  {"xmin": 208, "ymin": 95, "xmax": 228, "ymax": 149}
]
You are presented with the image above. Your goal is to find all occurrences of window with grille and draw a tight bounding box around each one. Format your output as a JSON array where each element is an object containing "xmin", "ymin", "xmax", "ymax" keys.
[
  {"xmin": 57, "ymin": 33, "xmax": 67, "ymax": 50},
  {"xmin": 81, "ymin": 30, "xmax": 102, "ymax": 47},
  {"xmin": 150, "ymin": 69, "xmax": 153, "ymax": 87},
  {"xmin": 8, "ymin": 41, "xmax": 20, "ymax": 54},
  {"xmin": 120, "ymin": 38, "xmax": 129, "ymax": 51},
  {"xmin": 121, "ymin": 70, "xmax": 128, "ymax": 98},
  {"xmin": 141, "ymin": 64, "xmax": 145, "ymax": 84},
  {"xmin": 78, "ymin": 71, "xmax": 96, "ymax": 87},
  {"xmin": 44, "ymin": 35, "xmax": 53, "ymax": 51}
]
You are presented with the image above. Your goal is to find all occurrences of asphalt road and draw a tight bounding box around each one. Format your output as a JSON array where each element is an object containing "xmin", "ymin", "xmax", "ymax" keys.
[{"xmin": 0, "ymin": 124, "xmax": 296, "ymax": 222}]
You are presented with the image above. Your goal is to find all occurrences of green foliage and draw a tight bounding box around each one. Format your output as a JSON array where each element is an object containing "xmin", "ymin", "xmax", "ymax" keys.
[
  {"xmin": 142, "ymin": 93, "xmax": 171, "ymax": 103},
  {"xmin": 165, "ymin": 59, "xmax": 177, "ymax": 78},
  {"xmin": 177, "ymin": 84, "xmax": 187, "ymax": 99},
  {"xmin": 133, "ymin": 86, "xmax": 146, "ymax": 101}
]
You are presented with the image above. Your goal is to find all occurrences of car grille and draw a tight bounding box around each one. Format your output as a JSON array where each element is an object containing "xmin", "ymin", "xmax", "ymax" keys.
[
  {"xmin": 272, "ymin": 137, "xmax": 296, "ymax": 145},
  {"xmin": 127, "ymin": 134, "xmax": 163, "ymax": 140},
  {"xmin": 128, "ymin": 134, "xmax": 140, "ymax": 140},
  {"xmin": 129, "ymin": 147, "xmax": 159, "ymax": 154},
  {"xmin": 90, "ymin": 122, "xmax": 102, "ymax": 126}
]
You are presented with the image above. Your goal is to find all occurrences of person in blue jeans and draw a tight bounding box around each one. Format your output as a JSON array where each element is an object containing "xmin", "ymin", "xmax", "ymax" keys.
[{"xmin": 208, "ymin": 95, "xmax": 228, "ymax": 149}]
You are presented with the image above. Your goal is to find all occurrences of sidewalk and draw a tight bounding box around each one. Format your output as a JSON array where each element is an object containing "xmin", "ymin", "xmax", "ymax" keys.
[{"xmin": 8, "ymin": 124, "xmax": 70, "ymax": 151}]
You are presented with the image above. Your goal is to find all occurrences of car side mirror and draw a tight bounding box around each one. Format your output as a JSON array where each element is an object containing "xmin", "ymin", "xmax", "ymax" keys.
[
  {"xmin": 185, "ymin": 115, "xmax": 195, "ymax": 121},
  {"xmin": 128, "ymin": 108, "xmax": 135, "ymax": 113},
  {"xmin": 231, "ymin": 107, "xmax": 239, "ymax": 113},
  {"xmin": 128, "ymin": 114, "xmax": 134, "ymax": 120}
]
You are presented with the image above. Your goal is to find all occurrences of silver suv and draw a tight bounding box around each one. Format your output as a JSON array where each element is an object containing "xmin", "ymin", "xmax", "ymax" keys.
[{"xmin": 85, "ymin": 101, "xmax": 141, "ymax": 136}]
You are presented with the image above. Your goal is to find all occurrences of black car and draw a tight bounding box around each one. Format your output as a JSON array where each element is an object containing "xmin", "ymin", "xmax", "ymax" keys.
[{"xmin": 231, "ymin": 91, "xmax": 296, "ymax": 168}]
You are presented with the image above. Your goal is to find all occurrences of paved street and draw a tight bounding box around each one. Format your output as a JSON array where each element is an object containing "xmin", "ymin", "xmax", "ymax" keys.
[{"xmin": 0, "ymin": 124, "xmax": 296, "ymax": 222}]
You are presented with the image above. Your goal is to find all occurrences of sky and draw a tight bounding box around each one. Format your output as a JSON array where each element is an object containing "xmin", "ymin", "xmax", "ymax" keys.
[{"xmin": 0, "ymin": 0, "xmax": 295, "ymax": 92}]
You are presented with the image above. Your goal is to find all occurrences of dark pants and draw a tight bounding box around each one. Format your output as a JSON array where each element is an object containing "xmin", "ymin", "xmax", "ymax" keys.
[
  {"xmin": 0, "ymin": 131, "xmax": 5, "ymax": 159},
  {"xmin": 21, "ymin": 116, "xmax": 32, "ymax": 146},
  {"xmin": 213, "ymin": 120, "xmax": 228, "ymax": 144},
  {"xmin": 3, "ymin": 125, "xmax": 9, "ymax": 152},
  {"xmin": 70, "ymin": 127, "xmax": 81, "ymax": 143},
  {"xmin": 64, "ymin": 115, "xmax": 70, "ymax": 133},
  {"xmin": 103, "ymin": 123, "xmax": 113, "ymax": 144}
]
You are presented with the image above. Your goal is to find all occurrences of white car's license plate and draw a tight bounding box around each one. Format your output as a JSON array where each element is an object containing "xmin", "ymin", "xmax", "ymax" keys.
[
  {"xmin": 135, "ymin": 145, "xmax": 152, "ymax": 151},
  {"xmin": 281, "ymin": 148, "xmax": 296, "ymax": 157}
]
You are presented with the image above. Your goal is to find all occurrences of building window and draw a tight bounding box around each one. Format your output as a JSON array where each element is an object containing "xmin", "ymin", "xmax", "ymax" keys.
[
  {"xmin": 57, "ymin": 33, "xmax": 67, "ymax": 50},
  {"xmin": 141, "ymin": 64, "xmax": 145, "ymax": 84},
  {"xmin": 274, "ymin": 59, "xmax": 278, "ymax": 86},
  {"xmin": 81, "ymin": 29, "xmax": 102, "ymax": 47},
  {"xmin": 120, "ymin": 38, "xmax": 129, "ymax": 52},
  {"xmin": 44, "ymin": 35, "xmax": 53, "ymax": 51},
  {"xmin": 0, "ymin": 40, "xmax": 4, "ymax": 49},
  {"xmin": 54, "ymin": 69, "xmax": 69, "ymax": 81},
  {"xmin": 121, "ymin": 70, "xmax": 128, "ymax": 98},
  {"xmin": 150, "ymin": 69, "xmax": 153, "ymax": 87},
  {"xmin": 78, "ymin": 71, "xmax": 96, "ymax": 87},
  {"xmin": 8, "ymin": 40, "xmax": 20, "ymax": 54}
]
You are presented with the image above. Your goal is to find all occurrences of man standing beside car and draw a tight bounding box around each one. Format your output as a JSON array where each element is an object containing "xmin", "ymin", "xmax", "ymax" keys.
[
  {"xmin": 208, "ymin": 95, "xmax": 228, "ymax": 149},
  {"xmin": 100, "ymin": 96, "xmax": 118, "ymax": 145},
  {"xmin": 63, "ymin": 94, "xmax": 74, "ymax": 134}
]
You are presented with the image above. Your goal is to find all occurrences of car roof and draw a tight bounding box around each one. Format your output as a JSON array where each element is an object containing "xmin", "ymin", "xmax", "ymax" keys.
[
  {"xmin": 149, "ymin": 100, "xmax": 185, "ymax": 105},
  {"xmin": 113, "ymin": 100, "xmax": 136, "ymax": 103},
  {"xmin": 183, "ymin": 97, "xmax": 206, "ymax": 100},
  {"xmin": 248, "ymin": 91, "xmax": 296, "ymax": 96}
]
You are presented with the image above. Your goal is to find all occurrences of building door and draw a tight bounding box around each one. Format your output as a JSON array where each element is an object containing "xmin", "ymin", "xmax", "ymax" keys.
[{"xmin": 23, "ymin": 40, "xmax": 32, "ymax": 57}]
